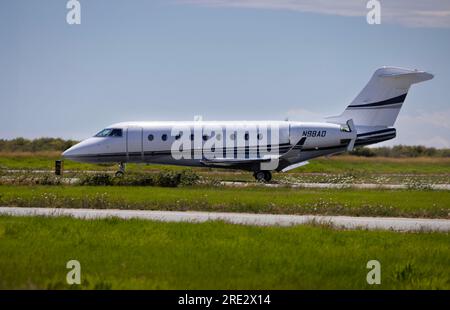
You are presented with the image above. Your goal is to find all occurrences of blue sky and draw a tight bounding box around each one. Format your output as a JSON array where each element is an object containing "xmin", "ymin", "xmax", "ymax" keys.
[{"xmin": 1, "ymin": 0, "xmax": 450, "ymax": 147}]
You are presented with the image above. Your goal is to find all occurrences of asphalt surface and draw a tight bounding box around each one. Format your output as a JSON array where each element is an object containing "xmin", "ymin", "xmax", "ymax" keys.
[{"xmin": 0, "ymin": 207, "xmax": 449, "ymax": 232}]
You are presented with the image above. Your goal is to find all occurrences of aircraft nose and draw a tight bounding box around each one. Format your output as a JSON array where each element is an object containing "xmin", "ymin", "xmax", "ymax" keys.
[
  {"xmin": 62, "ymin": 138, "xmax": 105, "ymax": 164},
  {"xmin": 62, "ymin": 144, "xmax": 82, "ymax": 158},
  {"xmin": 62, "ymin": 138, "xmax": 99, "ymax": 159}
]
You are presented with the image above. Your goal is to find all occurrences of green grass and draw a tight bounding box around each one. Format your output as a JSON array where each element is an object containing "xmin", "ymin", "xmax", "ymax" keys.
[
  {"xmin": 299, "ymin": 156, "xmax": 450, "ymax": 174},
  {"xmin": 0, "ymin": 152, "xmax": 114, "ymax": 171},
  {"xmin": 280, "ymin": 173, "xmax": 450, "ymax": 185},
  {"xmin": 1, "ymin": 185, "xmax": 449, "ymax": 218},
  {"xmin": 1, "ymin": 152, "xmax": 450, "ymax": 175},
  {"xmin": 0, "ymin": 216, "xmax": 448, "ymax": 289}
]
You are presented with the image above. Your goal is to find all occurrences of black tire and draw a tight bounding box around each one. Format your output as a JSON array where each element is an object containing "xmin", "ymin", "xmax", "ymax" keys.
[
  {"xmin": 254, "ymin": 171, "xmax": 266, "ymax": 182},
  {"xmin": 115, "ymin": 171, "xmax": 125, "ymax": 177},
  {"xmin": 263, "ymin": 171, "xmax": 272, "ymax": 182},
  {"xmin": 254, "ymin": 171, "xmax": 272, "ymax": 183}
]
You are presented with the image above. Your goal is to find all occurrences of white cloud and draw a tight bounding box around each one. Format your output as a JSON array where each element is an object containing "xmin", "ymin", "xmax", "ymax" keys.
[
  {"xmin": 286, "ymin": 108, "xmax": 325, "ymax": 122},
  {"xmin": 181, "ymin": 0, "xmax": 450, "ymax": 28},
  {"xmin": 377, "ymin": 109, "xmax": 450, "ymax": 148}
]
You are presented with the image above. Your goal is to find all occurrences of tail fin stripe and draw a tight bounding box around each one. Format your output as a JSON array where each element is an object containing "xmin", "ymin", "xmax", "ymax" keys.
[{"xmin": 349, "ymin": 93, "xmax": 407, "ymax": 108}]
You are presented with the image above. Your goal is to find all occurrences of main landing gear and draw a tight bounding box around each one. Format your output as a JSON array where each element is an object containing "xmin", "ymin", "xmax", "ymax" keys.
[
  {"xmin": 253, "ymin": 171, "xmax": 272, "ymax": 183},
  {"xmin": 115, "ymin": 162, "xmax": 126, "ymax": 177}
]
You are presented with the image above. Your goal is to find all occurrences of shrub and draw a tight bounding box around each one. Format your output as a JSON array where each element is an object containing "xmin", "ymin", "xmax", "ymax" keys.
[
  {"xmin": 113, "ymin": 174, "xmax": 155, "ymax": 186},
  {"xmin": 179, "ymin": 170, "xmax": 200, "ymax": 186},
  {"xmin": 78, "ymin": 174, "xmax": 113, "ymax": 186},
  {"xmin": 349, "ymin": 147, "xmax": 376, "ymax": 157},
  {"xmin": 0, "ymin": 173, "xmax": 63, "ymax": 186},
  {"xmin": 35, "ymin": 174, "xmax": 63, "ymax": 185},
  {"xmin": 0, "ymin": 137, "xmax": 78, "ymax": 152},
  {"xmin": 76, "ymin": 170, "xmax": 199, "ymax": 187},
  {"xmin": 349, "ymin": 145, "xmax": 450, "ymax": 158},
  {"xmin": 154, "ymin": 171, "xmax": 181, "ymax": 187},
  {"xmin": 0, "ymin": 170, "xmax": 201, "ymax": 187}
]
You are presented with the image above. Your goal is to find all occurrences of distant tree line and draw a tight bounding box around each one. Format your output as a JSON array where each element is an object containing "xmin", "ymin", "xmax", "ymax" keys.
[
  {"xmin": 350, "ymin": 145, "xmax": 450, "ymax": 158},
  {"xmin": 0, "ymin": 138, "xmax": 79, "ymax": 152},
  {"xmin": 0, "ymin": 138, "xmax": 449, "ymax": 157}
]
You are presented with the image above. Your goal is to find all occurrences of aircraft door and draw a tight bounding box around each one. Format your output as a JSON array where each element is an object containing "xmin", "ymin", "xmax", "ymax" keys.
[{"xmin": 126, "ymin": 126, "xmax": 144, "ymax": 162}]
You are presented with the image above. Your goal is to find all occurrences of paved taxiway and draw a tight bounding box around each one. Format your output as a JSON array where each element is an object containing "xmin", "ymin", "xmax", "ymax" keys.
[{"xmin": 0, "ymin": 207, "xmax": 449, "ymax": 232}]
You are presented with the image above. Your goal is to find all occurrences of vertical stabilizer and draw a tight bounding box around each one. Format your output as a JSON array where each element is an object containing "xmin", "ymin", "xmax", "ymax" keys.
[{"xmin": 326, "ymin": 67, "xmax": 433, "ymax": 127}]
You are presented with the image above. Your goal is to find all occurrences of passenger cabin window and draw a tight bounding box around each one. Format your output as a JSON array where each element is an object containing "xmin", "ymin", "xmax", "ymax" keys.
[
  {"xmin": 161, "ymin": 134, "xmax": 167, "ymax": 141},
  {"xmin": 148, "ymin": 134, "xmax": 154, "ymax": 141},
  {"xmin": 95, "ymin": 128, "xmax": 123, "ymax": 137}
]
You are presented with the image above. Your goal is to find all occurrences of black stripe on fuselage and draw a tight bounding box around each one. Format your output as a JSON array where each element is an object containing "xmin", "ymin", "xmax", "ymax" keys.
[
  {"xmin": 349, "ymin": 93, "xmax": 407, "ymax": 108},
  {"xmin": 65, "ymin": 144, "xmax": 293, "ymax": 160},
  {"xmin": 301, "ymin": 145, "xmax": 347, "ymax": 152},
  {"xmin": 65, "ymin": 132, "xmax": 395, "ymax": 162},
  {"xmin": 357, "ymin": 128, "xmax": 396, "ymax": 137},
  {"xmin": 355, "ymin": 133, "xmax": 396, "ymax": 146}
]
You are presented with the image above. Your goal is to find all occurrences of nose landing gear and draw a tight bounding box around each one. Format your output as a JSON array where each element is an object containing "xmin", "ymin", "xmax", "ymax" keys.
[
  {"xmin": 253, "ymin": 171, "xmax": 272, "ymax": 183},
  {"xmin": 115, "ymin": 162, "xmax": 126, "ymax": 177}
]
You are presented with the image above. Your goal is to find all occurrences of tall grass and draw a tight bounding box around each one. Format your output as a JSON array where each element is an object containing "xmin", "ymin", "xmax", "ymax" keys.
[
  {"xmin": 0, "ymin": 185, "xmax": 448, "ymax": 218},
  {"xmin": 1, "ymin": 152, "xmax": 450, "ymax": 174},
  {"xmin": 0, "ymin": 216, "xmax": 448, "ymax": 289}
]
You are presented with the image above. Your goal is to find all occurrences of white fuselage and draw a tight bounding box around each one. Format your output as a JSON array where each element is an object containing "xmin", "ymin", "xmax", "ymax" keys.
[
  {"xmin": 61, "ymin": 67, "xmax": 434, "ymax": 176},
  {"xmin": 62, "ymin": 120, "xmax": 391, "ymax": 172}
]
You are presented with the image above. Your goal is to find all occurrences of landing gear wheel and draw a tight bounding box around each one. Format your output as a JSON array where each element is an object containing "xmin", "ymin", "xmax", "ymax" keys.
[
  {"xmin": 263, "ymin": 171, "xmax": 272, "ymax": 182},
  {"xmin": 254, "ymin": 171, "xmax": 272, "ymax": 183},
  {"xmin": 254, "ymin": 171, "xmax": 265, "ymax": 182},
  {"xmin": 115, "ymin": 162, "xmax": 126, "ymax": 177}
]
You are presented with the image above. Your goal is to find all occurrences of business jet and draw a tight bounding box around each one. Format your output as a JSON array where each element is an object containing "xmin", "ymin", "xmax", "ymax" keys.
[{"xmin": 62, "ymin": 67, "xmax": 433, "ymax": 182}]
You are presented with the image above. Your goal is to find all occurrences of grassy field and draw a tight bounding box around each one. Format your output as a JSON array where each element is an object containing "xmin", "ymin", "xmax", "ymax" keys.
[
  {"xmin": 0, "ymin": 216, "xmax": 448, "ymax": 290},
  {"xmin": 1, "ymin": 185, "xmax": 449, "ymax": 218},
  {"xmin": 302, "ymin": 155, "xmax": 450, "ymax": 174},
  {"xmin": 0, "ymin": 152, "xmax": 449, "ymax": 291},
  {"xmin": 1, "ymin": 152, "xmax": 450, "ymax": 175}
]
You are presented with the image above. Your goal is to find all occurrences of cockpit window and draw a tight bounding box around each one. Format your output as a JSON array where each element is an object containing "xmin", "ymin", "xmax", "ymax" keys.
[
  {"xmin": 110, "ymin": 128, "xmax": 123, "ymax": 137},
  {"xmin": 94, "ymin": 128, "xmax": 123, "ymax": 137},
  {"xmin": 95, "ymin": 129, "xmax": 112, "ymax": 137}
]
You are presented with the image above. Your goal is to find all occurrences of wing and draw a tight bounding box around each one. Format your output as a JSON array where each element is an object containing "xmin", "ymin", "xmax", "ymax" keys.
[
  {"xmin": 200, "ymin": 137, "xmax": 307, "ymax": 167},
  {"xmin": 200, "ymin": 155, "xmax": 279, "ymax": 167}
]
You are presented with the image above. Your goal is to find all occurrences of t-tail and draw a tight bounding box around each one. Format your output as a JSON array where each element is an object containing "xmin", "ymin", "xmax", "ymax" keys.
[{"xmin": 326, "ymin": 66, "xmax": 433, "ymax": 146}]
